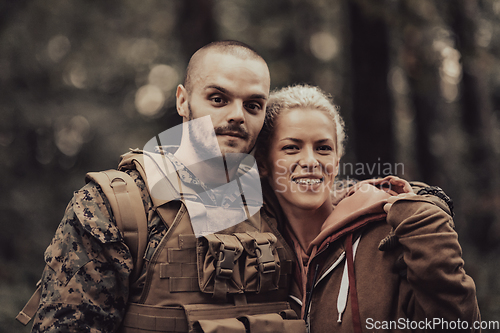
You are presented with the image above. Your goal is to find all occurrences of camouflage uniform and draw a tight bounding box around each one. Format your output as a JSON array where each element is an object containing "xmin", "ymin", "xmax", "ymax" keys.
[{"xmin": 31, "ymin": 151, "xmax": 244, "ymax": 332}]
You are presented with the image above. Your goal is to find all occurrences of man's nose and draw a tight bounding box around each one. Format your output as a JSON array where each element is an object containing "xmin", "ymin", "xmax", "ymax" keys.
[{"xmin": 226, "ymin": 101, "xmax": 245, "ymax": 124}]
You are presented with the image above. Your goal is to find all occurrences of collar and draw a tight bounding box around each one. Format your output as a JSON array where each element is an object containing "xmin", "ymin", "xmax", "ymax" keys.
[{"xmin": 139, "ymin": 147, "xmax": 250, "ymax": 210}]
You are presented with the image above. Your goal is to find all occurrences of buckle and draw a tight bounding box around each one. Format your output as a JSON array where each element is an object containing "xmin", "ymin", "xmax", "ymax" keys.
[
  {"xmin": 254, "ymin": 241, "xmax": 276, "ymax": 274},
  {"xmin": 216, "ymin": 244, "xmax": 239, "ymax": 279}
]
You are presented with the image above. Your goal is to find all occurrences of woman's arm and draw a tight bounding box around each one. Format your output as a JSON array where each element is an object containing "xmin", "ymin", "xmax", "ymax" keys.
[{"xmin": 386, "ymin": 196, "xmax": 480, "ymax": 330}]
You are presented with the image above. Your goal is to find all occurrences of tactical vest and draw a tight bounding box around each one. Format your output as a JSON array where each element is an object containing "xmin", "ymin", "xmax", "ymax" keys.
[{"xmin": 96, "ymin": 150, "xmax": 304, "ymax": 333}]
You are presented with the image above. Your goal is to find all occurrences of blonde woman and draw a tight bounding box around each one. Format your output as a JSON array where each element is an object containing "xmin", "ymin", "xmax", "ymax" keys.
[{"xmin": 256, "ymin": 84, "xmax": 480, "ymax": 332}]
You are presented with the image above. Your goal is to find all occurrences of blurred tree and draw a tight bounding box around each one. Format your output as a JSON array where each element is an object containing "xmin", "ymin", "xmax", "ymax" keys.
[
  {"xmin": 348, "ymin": 0, "xmax": 394, "ymax": 178},
  {"xmin": 0, "ymin": 0, "xmax": 30, "ymax": 32},
  {"xmin": 176, "ymin": 0, "xmax": 217, "ymax": 60},
  {"xmin": 447, "ymin": 0, "xmax": 500, "ymax": 252},
  {"xmin": 399, "ymin": 0, "xmax": 444, "ymax": 186}
]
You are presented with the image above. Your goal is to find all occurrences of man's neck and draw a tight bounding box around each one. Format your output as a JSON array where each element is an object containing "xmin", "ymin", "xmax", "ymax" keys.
[{"xmin": 174, "ymin": 143, "xmax": 239, "ymax": 186}]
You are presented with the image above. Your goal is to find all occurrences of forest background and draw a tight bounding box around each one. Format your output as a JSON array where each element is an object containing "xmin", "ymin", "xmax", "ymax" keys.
[{"xmin": 1, "ymin": 0, "xmax": 500, "ymax": 331}]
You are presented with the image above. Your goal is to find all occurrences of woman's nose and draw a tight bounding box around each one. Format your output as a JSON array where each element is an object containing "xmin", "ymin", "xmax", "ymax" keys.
[{"xmin": 298, "ymin": 149, "xmax": 319, "ymax": 169}]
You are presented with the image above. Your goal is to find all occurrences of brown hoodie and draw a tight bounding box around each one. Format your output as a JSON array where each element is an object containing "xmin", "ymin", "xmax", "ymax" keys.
[{"xmin": 262, "ymin": 178, "xmax": 480, "ymax": 333}]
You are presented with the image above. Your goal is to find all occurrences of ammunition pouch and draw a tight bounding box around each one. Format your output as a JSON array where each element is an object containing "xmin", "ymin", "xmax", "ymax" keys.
[
  {"xmin": 120, "ymin": 231, "xmax": 301, "ymax": 332},
  {"xmin": 198, "ymin": 232, "xmax": 280, "ymax": 300}
]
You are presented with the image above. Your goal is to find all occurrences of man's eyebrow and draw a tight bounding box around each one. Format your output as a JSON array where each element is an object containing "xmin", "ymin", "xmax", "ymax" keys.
[
  {"xmin": 205, "ymin": 85, "xmax": 267, "ymax": 101},
  {"xmin": 250, "ymin": 93, "xmax": 268, "ymax": 101},
  {"xmin": 205, "ymin": 85, "xmax": 230, "ymax": 95}
]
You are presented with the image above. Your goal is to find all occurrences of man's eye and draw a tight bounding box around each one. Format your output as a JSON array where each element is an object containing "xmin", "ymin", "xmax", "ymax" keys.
[
  {"xmin": 210, "ymin": 96, "xmax": 226, "ymax": 104},
  {"xmin": 245, "ymin": 102, "xmax": 262, "ymax": 113}
]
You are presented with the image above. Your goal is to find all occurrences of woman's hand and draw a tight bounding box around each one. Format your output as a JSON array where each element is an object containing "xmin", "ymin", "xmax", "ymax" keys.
[
  {"xmin": 383, "ymin": 192, "xmax": 417, "ymax": 213},
  {"xmin": 363, "ymin": 175, "xmax": 413, "ymax": 195}
]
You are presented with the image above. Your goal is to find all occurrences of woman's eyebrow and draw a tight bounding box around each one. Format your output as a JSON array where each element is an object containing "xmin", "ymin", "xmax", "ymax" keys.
[
  {"xmin": 280, "ymin": 138, "xmax": 334, "ymax": 143},
  {"xmin": 316, "ymin": 138, "xmax": 334, "ymax": 144},
  {"xmin": 279, "ymin": 137, "xmax": 302, "ymax": 143}
]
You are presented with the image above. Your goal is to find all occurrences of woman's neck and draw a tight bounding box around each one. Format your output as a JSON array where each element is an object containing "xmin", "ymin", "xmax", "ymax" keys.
[{"xmin": 281, "ymin": 201, "xmax": 333, "ymax": 253}]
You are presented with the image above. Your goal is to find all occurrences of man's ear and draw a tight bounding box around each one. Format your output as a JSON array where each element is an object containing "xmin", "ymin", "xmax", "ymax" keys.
[
  {"xmin": 176, "ymin": 84, "xmax": 189, "ymax": 119},
  {"xmin": 254, "ymin": 150, "xmax": 269, "ymax": 178},
  {"xmin": 258, "ymin": 163, "xmax": 269, "ymax": 178}
]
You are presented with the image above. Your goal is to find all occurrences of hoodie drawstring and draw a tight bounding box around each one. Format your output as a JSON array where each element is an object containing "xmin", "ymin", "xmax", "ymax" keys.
[
  {"xmin": 336, "ymin": 256, "xmax": 350, "ymax": 322},
  {"xmin": 337, "ymin": 234, "xmax": 361, "ymax": 331}
]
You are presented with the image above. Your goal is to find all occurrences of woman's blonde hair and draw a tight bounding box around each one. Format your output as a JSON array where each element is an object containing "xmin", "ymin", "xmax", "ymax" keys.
[{"xmin": 257, "ymin": 84, "xmax": 346, "ymax": 160}]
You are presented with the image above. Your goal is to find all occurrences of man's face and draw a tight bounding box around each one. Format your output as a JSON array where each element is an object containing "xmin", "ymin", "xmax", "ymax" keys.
[{"xmin": 177, "ymin": 52, "xmax": 270, "ymax": 158}]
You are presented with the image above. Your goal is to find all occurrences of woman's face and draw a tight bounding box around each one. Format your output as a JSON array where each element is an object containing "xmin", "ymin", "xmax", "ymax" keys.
[{"xmin": 264, "ymin": 108, "xmax": 339, "ymax": 212}]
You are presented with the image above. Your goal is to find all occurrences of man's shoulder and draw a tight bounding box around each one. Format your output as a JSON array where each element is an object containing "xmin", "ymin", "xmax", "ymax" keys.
[{"xmin": 72, "ymin": 181, "xmax": 124, "ymax": 243}]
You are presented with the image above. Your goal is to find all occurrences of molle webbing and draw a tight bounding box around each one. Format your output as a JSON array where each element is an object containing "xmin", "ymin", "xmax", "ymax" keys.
[
  {"xmin": 121, "ymin": 302, "xmax": 303, "ymax": 333},
  {"xmin": 160, "ymin": 234, "xmax": 199, "ymax": 293}
]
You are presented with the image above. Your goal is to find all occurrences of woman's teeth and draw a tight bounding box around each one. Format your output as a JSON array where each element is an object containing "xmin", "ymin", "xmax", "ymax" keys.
[{"xmin": 292, "ymin": 178, "xmax": 322, "ymax": 185}]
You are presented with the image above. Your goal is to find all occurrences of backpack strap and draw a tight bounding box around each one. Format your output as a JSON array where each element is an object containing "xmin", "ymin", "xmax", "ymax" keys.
[
  {"xmin": 16, "ymin": 170, "xmax": 148, "ymax": 326},
  {"xmin": 85, "ymin": 169, "xmax": 148, "ymax": 283},
  {"xmin": 16, "ymin": 280, "xmax": 42, "ymax": 325}
]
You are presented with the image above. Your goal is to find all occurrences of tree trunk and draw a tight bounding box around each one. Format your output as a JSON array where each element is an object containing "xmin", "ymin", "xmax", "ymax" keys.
[
  {"xmin": 348, "ymin": 0, "xmax": 394, "ymax": 179},
  {"xmin": 447, "ymin": 0, "xmax": 499, "ymax": 251},
  {"xmin": 176, "ymin": 0, "xmax": 217, "ymax": 59}
]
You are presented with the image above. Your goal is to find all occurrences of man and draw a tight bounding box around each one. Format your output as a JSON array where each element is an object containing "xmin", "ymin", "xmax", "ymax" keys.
[{"xmin": 20, "ymin": 41, "xmax": 299, "ymax": 333}]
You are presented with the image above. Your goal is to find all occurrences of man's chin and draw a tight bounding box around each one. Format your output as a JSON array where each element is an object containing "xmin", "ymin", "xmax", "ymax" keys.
[
  {"xmin": 220, "ymin": 145, "xmax": 250, "ymax": 163},
  {"xmin": 217, "ymin": 139, "xmax": 249, "ymax": 154}
]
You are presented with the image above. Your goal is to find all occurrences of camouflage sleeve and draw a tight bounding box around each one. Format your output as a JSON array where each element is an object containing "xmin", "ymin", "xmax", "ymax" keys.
[{"xmin": 31, "ymin": 183, "xmax": 133, "ymax": 333}]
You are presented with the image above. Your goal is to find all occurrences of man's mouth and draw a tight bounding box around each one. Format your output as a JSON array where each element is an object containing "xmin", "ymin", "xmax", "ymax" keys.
[
  {"xmin": 218, "ymin": 131, "xmax": 245, "ymax": 139},
  {"xmin": 292, "ymin": 177, "xmax": 324, "ymax": 185},
  {"xmin": 215, "ymin": 125, "xmax": 249, "ymax": 140}
]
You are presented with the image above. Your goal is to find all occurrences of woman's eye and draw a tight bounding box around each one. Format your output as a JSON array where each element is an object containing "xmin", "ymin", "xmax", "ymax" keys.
[
  {"xmin": 282, "ymin": 145, "xmax": 299, "ymax": 151},
  {"xmin": 317, "ymin": 145, "xmax": 333, "ymax": 152}
]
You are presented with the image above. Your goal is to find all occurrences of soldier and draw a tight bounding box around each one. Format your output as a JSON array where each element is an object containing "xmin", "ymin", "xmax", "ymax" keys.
[{"xmin": 18, "ymin": 41, "xmax": 303, "ymax": 333}]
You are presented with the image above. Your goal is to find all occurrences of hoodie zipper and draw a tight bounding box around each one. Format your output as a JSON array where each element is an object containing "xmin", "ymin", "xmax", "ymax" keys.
[
  {"xmin": 303, "ymin": 263, "xmax": 320, "ymax": 321},
  {"xmin": 302, "ymin": 235, "xmax": 362, "ymax": 331},
  {"xmin": 300, "ymin": 246, "xmax": 346, "ymax": 331}
]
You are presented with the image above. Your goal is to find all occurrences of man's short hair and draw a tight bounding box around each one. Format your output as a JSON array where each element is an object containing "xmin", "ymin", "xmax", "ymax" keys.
[{"xmin": 183, "ymin": 40, "xmax": 267, "ymax": 93}]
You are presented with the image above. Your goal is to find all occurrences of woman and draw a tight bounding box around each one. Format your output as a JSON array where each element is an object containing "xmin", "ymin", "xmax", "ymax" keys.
[{"xmin": 257, "ymin": 84, "xmax": 480, "ymax": 332}]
